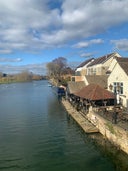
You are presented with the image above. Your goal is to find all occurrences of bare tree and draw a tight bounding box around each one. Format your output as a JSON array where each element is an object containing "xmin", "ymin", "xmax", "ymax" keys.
[{"xmin": 47, "ymin": 57, "xmax": 67, "ymax": 78}]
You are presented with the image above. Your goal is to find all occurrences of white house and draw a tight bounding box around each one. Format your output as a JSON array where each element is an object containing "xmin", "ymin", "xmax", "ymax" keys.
[
  {"xmin": 86, "ymin": 52, "xmax": 121, "ymax": 75},
  {"xmin": 72, "ymin": 58, "xmax": 94, "ymax": 82},
  {"xmin": 108, "ymin": 58, "xmax": 128, "ymax": 109},
  {"xmin": 75, "ymin": 58, "xmax": 94, "ymax": 76}
]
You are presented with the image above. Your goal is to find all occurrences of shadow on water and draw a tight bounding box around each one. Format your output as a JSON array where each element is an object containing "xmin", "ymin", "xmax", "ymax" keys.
[
  {"xmin": 88, "ymin": 133, "xmax": 128, "ymax": 171},
  {"xmin": 66, "ymin": 112, "xmax": 128, "ymax": 171}
]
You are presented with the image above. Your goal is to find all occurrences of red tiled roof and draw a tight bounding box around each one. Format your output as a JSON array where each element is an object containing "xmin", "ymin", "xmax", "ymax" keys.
[{"xmin": 74, "ymin": 84, "xmax": 115, "ymax": 101}]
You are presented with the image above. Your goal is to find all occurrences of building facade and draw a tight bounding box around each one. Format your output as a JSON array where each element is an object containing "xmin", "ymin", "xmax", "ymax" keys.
[
  {"xmin": 86, "ymin": 52, "xmax": 121, "ymax": 75},
  {"xmin": 108, "ymin": 58, "xmax": 128, "ymax": 109}
]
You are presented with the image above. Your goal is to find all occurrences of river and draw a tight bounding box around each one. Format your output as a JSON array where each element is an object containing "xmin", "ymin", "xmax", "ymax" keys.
[{"xmin": 0, "ymin": 80, "xmax": 127, "ymax": 171}]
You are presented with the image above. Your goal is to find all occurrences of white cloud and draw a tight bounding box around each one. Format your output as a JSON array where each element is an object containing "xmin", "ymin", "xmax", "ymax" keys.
[
  {"xmin": 61, "ymin": 0, "xmax": 128, "ymax": 38},
  {"xmin": 73, "ymin": 42, "xmax": 90, "ymax": 49},
  {"xmin": 111, "ymin": 39, "xmax": 128, "ymax": 51},
  {"xmin": 73, "ymin": 39, "xmax": 104, "ymax": 48},
  {"xmin": 0, "ymin": 0, "xmax": 61, "ymax": 53},
  {"xmin": 0, "ymin": 62, "xmax": 47, "ymax": 75},
  {"xmin": 80, "ymin": 52, "xmax": 94, "ymax": 58},
  {"xmin": 0, "ymin": 57, "xmax": 22, "ymax": 62},
  {"xmin": 0, "ymin": 0, "xmax": 128, "ymax": 54},
  {"xmin": 0, "ymin": 49, "xmax": 12, "ymax": 54}
]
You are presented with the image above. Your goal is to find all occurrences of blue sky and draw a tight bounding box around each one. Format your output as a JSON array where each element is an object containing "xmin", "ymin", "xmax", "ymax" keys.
[{"xmin": 0, "ymin": 0, "xmax": 128, "ymax": 75}]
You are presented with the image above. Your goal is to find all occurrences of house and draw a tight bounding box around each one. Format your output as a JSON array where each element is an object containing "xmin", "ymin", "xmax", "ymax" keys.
[
  {"xmin": 71, "ymin": 58, "xmax": 94, "ymax": 82},
  {"xmin": 73, "ymin": 52, "xmax": 120, "ymax": 79},
  {"xmin": 108, "ymin": 57, "xmax": 128, "ymax": 109},
  {"xmin": 75, "ymin": 58, "xmax": 94, "ymax": 76},
  {"xmin": 106, "ymin": 56, "xmax": 122, "ymax": 75},
  {"xmin": 86, "ymin": 52, "xmax": 121, "ymax": 75},
  {"xmin": 71, "ymin": 52, "xmax": 120, "ymax": 83}
]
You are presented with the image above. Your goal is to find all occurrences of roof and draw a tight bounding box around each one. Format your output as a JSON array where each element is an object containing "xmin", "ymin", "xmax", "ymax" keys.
[
  {"xmin": 74, "ymin": 84, "xmax": 115, "ymax": 101},
  {"xmin": 67, "ymin": 81, "xmax": 86, "ymax": 94},
  {"xmin": 87, "ymin": 52, "xmax": 117, "ymax": 67},
  {"xmin": 85, "ymin": 75, "xmax": 108, "ymax": 89},
  {"xmin": 116, "ymin": 57, "xmax": 128, "ymax": 76},
  {"xmin": 76, "ymin": 58, "xmax": 94, "ymax": 68},
  {"xmin": 116, "ymin": 57, "xmax": 128, "ymax": 63}
]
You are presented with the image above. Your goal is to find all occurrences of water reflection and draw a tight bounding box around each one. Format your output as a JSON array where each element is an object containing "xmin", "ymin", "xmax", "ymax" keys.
[
  {"xmin": 0, "ymin": 81, "xmax": 127, "ymax": 171},
  {"xmin": 88, "ymin": 133, "xmax": 128, "ymax": 171},
  {"xmin": 66, "ymin": 114, "xmax": 128, "ymax": 171}
]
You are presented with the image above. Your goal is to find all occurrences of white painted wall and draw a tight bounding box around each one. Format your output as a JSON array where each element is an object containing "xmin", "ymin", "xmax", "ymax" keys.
[{"xmin": 108, "ymin": 63, "xmax": 128, "ymax": 108}]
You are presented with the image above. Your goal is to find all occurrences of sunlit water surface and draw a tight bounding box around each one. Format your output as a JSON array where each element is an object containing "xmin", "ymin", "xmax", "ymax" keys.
[{"xmin": 0, "ymin": 80, "xmax": 127, "ymax": 171}]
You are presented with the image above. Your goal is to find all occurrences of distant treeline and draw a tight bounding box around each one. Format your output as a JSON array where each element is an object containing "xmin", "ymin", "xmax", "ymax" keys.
[{"xmin": 0, "ymin": 71, "xmax": 47, "ymax": 84}]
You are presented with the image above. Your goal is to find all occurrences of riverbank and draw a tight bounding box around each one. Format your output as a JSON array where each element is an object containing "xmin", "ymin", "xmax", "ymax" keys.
[
  {"xmin": 62, "ymin": 98, "xmax": 128, "ymax": 155},
  {"xmin": 62, "ymin": 99, "xmax": 99, "ymax": 133}
]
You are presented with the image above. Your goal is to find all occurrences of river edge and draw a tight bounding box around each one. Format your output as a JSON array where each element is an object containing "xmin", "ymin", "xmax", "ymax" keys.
[{"xmin": 61, "ymin": 98, "xmax": 128, "ymax": 171}]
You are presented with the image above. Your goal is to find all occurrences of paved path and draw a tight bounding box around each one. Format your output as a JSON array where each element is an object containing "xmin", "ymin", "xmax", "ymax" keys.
[{"xmin": 62, "ymin": 99, "xmax": 99, "ymax": 133}]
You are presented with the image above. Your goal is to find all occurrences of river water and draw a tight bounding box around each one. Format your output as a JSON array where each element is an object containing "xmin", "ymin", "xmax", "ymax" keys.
[{"xmin": 0, "ymin": 80, "xmax": 127, "ymax": 171}]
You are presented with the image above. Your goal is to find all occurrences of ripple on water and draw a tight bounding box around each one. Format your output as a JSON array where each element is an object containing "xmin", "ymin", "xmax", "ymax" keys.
[{"xmin": 0, "ymin": 81, "xmax": 125, "ymax": 171}]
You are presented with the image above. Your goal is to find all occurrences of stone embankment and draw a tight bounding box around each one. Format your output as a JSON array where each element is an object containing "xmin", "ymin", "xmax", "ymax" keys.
[
  {"xmin": 62, "ymin": 99, "xmax": 99, "ymax": 133},
  {"xmin": 62, "ymin": 99, "xmax": 128, "ymax": 155}
]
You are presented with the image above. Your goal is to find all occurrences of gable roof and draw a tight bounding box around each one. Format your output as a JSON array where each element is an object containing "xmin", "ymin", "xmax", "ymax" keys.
[
  {"xmin": 85, "ymin": 75, "xmax": 108, "ymax": 88},
  {"xmin": 74, "ymin": 84, "xmax": 115, "ymax": 101},
  {"xmin": 116, "ymin": 57, "xmax": 128, "ymax": 76},
  {"xmin": 67, "ymin": 81, "xmax": 86, "ymax": 94},
  {"xmin": 87, "ymin": 52, "xmax": 118, "ymax": 67},
  {"xmin": 76, "ymin": 58, "xmax": 94, "ymax": 68}
]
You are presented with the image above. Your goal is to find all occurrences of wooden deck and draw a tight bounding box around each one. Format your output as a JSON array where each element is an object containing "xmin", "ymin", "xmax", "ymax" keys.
[{"xmin": 62, "ymin": 99, "xmax": 99, "ymax": 133}]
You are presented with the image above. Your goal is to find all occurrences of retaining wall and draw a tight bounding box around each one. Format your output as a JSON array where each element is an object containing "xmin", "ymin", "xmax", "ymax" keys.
[{"xmin": 87, "ymin": 109, "xmax": 128, "ymax": 154}]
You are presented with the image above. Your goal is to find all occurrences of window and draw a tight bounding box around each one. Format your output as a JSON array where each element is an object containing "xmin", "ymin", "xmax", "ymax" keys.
[
  {"xmin": 93, "ymin": 68, "xmax": 96, "ymax": 75},
  {"xmin": 71, "ymin": 77, "xmax": 75, "ymax": 81},
  {"xmin": 75, "ymin": 71, "xmax": 81, "ymax": 76},
  {"xmin": 87, "ymin": 68, "xmax": 91, "ymax": 75},
  {"xmin": 113, "ymin": 82, "xmax": 123, "ymax": 94},
  {"xmin": 88, "ymin": 68, "xmax": 96, "ymax": 75}
]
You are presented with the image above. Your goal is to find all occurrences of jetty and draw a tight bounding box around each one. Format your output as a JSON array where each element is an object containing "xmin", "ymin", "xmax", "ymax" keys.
[{"xmin": 62, "ymin": 99, "xmax": 99, "ymax": 133}]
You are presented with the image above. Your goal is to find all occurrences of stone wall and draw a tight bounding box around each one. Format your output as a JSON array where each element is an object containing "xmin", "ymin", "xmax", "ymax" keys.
[{"xmin": 87, "ymin": 110, "xmax": 128, "ymax": 154}]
